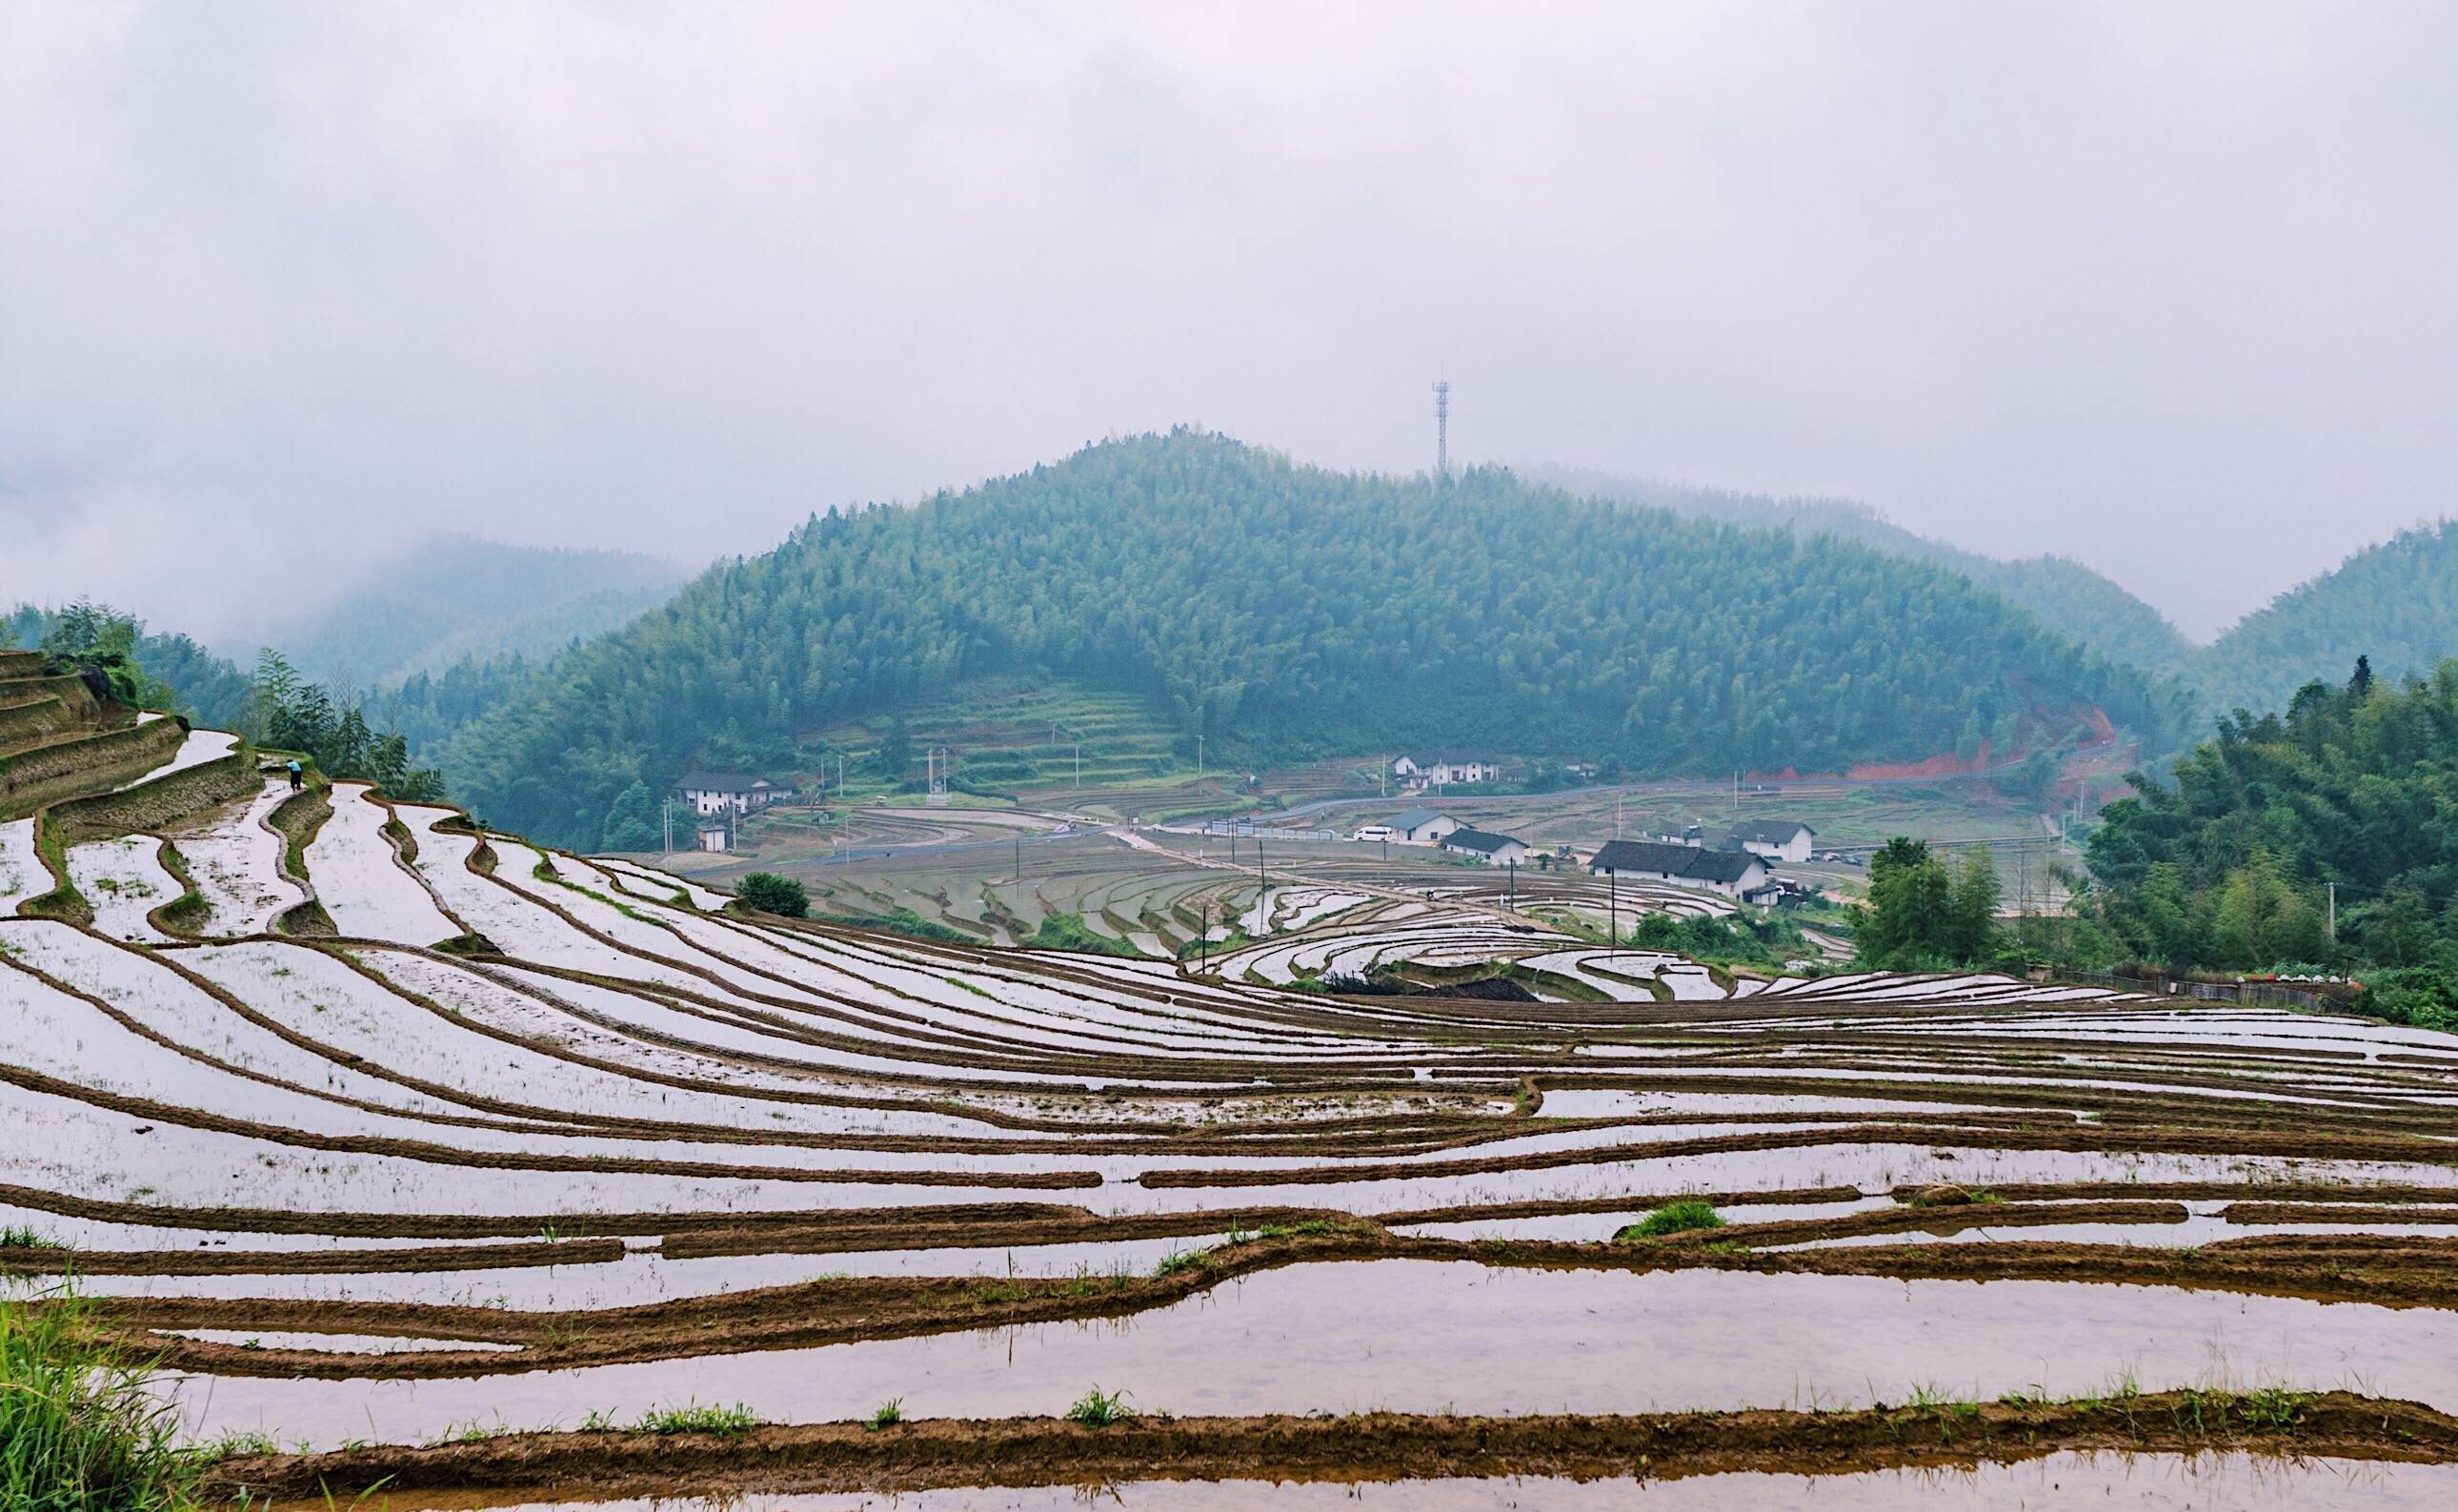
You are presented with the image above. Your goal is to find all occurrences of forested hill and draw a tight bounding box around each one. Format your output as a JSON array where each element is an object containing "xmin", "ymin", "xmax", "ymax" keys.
[
  {"xmin": 442, "ymin": 431, "xmax": 2183, "ymax": 849},
  {"xmin": 251, "ymin": 535, "xmax": 693, "ymax": 690},
  {"xmin": 1529, "ymin": 467, "xmax": 2195, "ymax": 675},
  {"xmin": 2187, "ymin": 520, "xmax": 2458, "ymax": 718}
]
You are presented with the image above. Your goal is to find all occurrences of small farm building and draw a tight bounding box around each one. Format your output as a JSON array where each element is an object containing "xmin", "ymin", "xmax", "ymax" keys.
[
  {"xmin": 1589, "ymin": 838, "xmax": 1774, "ymax": 901},
  {"xmin": 1441, "ymin": 828, "xmax": 1532, "ymax": 867}
]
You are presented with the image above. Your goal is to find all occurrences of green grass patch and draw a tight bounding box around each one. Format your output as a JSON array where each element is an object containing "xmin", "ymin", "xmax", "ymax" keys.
[
  {"xmin": 629, "ymin": 1401, "xmax": 760, "ymax": 1436},
  {"xmin": 2, "ymin": 1281, "xmax": 198, "ymax": 1510},
  {"xmin": 1064, "ymin": 1386, "xmax": 1139, "ymax": 1428},
  {"xmin": 821, "ymin": 906, "xmax": 972, "ymax": 944},
  {"xmin": 1028, "ymin": 911, "xmax": 1146, "ymax": 958},
  {"xmin": 1616, "ymin": 1200, "xmax": 1726, "ymax": 1240}
]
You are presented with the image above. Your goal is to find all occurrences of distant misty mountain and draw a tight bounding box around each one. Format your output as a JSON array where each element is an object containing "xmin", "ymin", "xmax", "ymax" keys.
[
  {"xmin": 2187, "ymin": 518, "xmax": 2458, "ymax": 716},
  {"xmin": 1526, "ymin": 467, "xmax": 2195, "ymax": 676},
  {"xmin": 247, "ymin": 535, "xmax": 695, "ymax": 691}
]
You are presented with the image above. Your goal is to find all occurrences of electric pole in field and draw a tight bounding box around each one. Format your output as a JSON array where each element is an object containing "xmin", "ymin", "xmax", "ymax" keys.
[
  {"xmin": 1432, "ymin": 379, "xmax": 1451, "ymax": 477},
  {"xmin": 1608, "ymin": 866, "xmax": 1618, "ymax": 947},
  {"xmin": 2327, "ymin": 881, "xmax": 2337, "ymax": 942}
]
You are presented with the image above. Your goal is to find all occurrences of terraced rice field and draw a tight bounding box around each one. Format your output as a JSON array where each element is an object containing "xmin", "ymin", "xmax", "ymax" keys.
[{"xmin": 5, "ymin": 679, "xmax": 2458, "ymax": 1502}]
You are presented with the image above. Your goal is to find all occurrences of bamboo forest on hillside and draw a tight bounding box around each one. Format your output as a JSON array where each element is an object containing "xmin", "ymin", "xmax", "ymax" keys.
[{"xmin": 435, "ymin": 432, "xmax": 2183, "ymax": 849}]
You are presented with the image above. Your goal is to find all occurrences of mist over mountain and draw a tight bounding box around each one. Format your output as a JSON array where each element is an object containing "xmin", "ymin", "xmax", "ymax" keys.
[{"xmin": 246, "ymin": 536, "xmax": 695, "ymax": 692}]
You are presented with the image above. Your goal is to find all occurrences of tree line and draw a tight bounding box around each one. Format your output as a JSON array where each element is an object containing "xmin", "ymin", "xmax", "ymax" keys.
[{"xmin": 2085, "ymin": 655, "xmax": 2458, "ymax": 1029}]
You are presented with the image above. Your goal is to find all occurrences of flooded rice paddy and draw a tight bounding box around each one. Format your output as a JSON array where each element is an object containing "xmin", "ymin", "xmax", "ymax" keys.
[
  {"xmin": 171, "ymin": 1260, "xmax": 2458, "ymax": 1446},
  {"xmin": 6, "ymin": 783, "xmax": 2457, "ymax": 1491}
]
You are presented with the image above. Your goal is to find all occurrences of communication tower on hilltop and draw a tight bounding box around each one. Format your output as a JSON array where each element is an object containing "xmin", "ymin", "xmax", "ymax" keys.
[{"xmin": 1432, "ymin": 379, "xmax": 1451, "ymax": 476}]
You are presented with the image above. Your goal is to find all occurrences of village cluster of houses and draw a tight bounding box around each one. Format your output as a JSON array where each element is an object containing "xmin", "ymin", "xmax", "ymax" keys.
[{"xmin": 1351, "ymin": 809, "xmax": 1816, "ymax": 906}]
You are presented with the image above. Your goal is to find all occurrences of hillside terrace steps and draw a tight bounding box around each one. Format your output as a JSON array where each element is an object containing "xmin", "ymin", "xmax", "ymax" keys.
[{"xmin": 0, "ymin": 654, "xmax": 263, "ymax": 918}]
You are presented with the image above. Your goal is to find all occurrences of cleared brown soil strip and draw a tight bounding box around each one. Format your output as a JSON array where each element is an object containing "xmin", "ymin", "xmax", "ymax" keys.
[
  {"xmin": 202, "ymin": 1391, "xmax": 2458, "ymax": 1501},
  {"xmin": 2224, "ymin": 1202, "xmax": 2458, "ymax": 1224}
]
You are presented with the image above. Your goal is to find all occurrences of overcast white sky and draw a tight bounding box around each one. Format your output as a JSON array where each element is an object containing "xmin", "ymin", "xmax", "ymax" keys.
[{"xmin": 5, "ymin": 1, "xmax": 2454, "ymax": 642}]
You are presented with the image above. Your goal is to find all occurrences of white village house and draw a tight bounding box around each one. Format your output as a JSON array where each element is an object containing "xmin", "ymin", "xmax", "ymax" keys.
[
  {"xmin": 1391, "ymin": 753, "xmax": 1502, "ymax": 789},
  {"xmin": 1383, "ymin": 807, "xmax": 1461, "ymax": 844},
  {"xmin": 1723, "ymin": 820, "xmax": 1817, "ymax": 864},
  {"xmin": 1440, "ymin": 827, "xmax": 1531, "ymax": 867},
  {"xmin": 695, "ymin": 818, "xmax": 733, "ymax": 854},
  {"xmin": 1588, "ymin": 837, "xmax": 1775, "ymax": 902},
  {"xmin": 675, "ymin": 771, "xmax": 785, "ymax": 817}
]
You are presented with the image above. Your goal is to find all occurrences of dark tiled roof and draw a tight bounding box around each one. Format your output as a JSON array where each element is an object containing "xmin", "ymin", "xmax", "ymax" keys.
[
  {"xmin": 675, "ymin": 771, "xmax": 773, "ymax": 794},
  {"xmin": 1387, "ymin": 808, "xmax": 1449, "ymax": 831},
  {"xmin": 1589, "ymin": 838, "xmax": 1763, "ymax": 885},
  {"xmin": 1441, "ymin": 827, "xmax": 1523, "ymax": 855},
  {"xmin": 1726, "ymin": 819, "xmax": 1812, "ymax": 844}
]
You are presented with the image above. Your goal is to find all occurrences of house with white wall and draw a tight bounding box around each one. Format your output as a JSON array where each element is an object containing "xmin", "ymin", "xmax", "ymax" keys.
[
  {"xmin": 1723, "ymin": 820, "xmax": 1817, "ymax": 864},
  {"xmin": 1588, "ymin": 837, "xmax": 1773, "ymax": 901},
  {"xmin": 1391, "ymin": 753, "xmax": 1501, "ymax": 790},
  {"xmin": 1385, "ymin": 807, "xmax": 1461, "ymax": 844},
  {"xmin": 676, "ymin": 771, "xmax": 784, "ymax": 817},
  {"xmin": 1441, "ymin": 827, "xmax": 1531, "ymax": 867}
]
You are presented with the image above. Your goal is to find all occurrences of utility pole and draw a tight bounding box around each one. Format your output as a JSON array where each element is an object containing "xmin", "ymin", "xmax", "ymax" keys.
[
  {"xmin": 1015, "ymin": 834, "xmax": 1022, "ymax": 883},
  {"xmin": 1380, "ymin": 757, "xmax": 1388, "ymax": 799},
  {"xmin": 2327, "ymin": 881, "xmax": 2337, "ymax": 942},
  {"xmin": 1200, "ymin": 900, "xmax": 1210, "ymax": 973},
  {"xmin": 1074, "ymin": 739, "xmax": 1081, "ymax": 788},
  {"xmin": 1198, "ymin": 733, "xmax": 1204, "ymax": 777},
  {"xmin": 1432, "ymin": 378, "xmax": 1451, "ymax": 477},
  {"xmin": 1608, "ymin": 866, "xmax": 1618, "ymax": 947},
  {"xmin": 1506, "ymin": 859, "xmax": 1517, "ymax": 912},
  {"xmin": 662, "ymin": 801, "xmax": 672, "ymax": 857},
  {"xmin": 1256, "ymin": 837, "xmax": 1267, "ymax": 919},
  {"xmin": 1615, "ymin": 794, "xmax": 1623, "ymax": 839}
]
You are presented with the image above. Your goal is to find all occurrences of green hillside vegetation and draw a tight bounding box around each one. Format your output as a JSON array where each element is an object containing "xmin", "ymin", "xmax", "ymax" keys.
[
  {"xmin": 252, "ymin": 534, "xmax": 691, "ymax": 690},
  {"xmin": 2085, "ymin": 656, "xmax": 2458, "ymax": 1025},
  {"xmin": 6, "ymin": 602, "xmax": 252, "ymax": 729},
  {"xmin": 1531, "ymin": 467, "xmax": 2194, "ymax": 675},
  {"xmin": 439, "ymin": 431, "xmax": 2181, "ymax": 850},
  {"xmin": 2186, "ymin": 520, "xmax": 2458, "ymax": 719}
]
